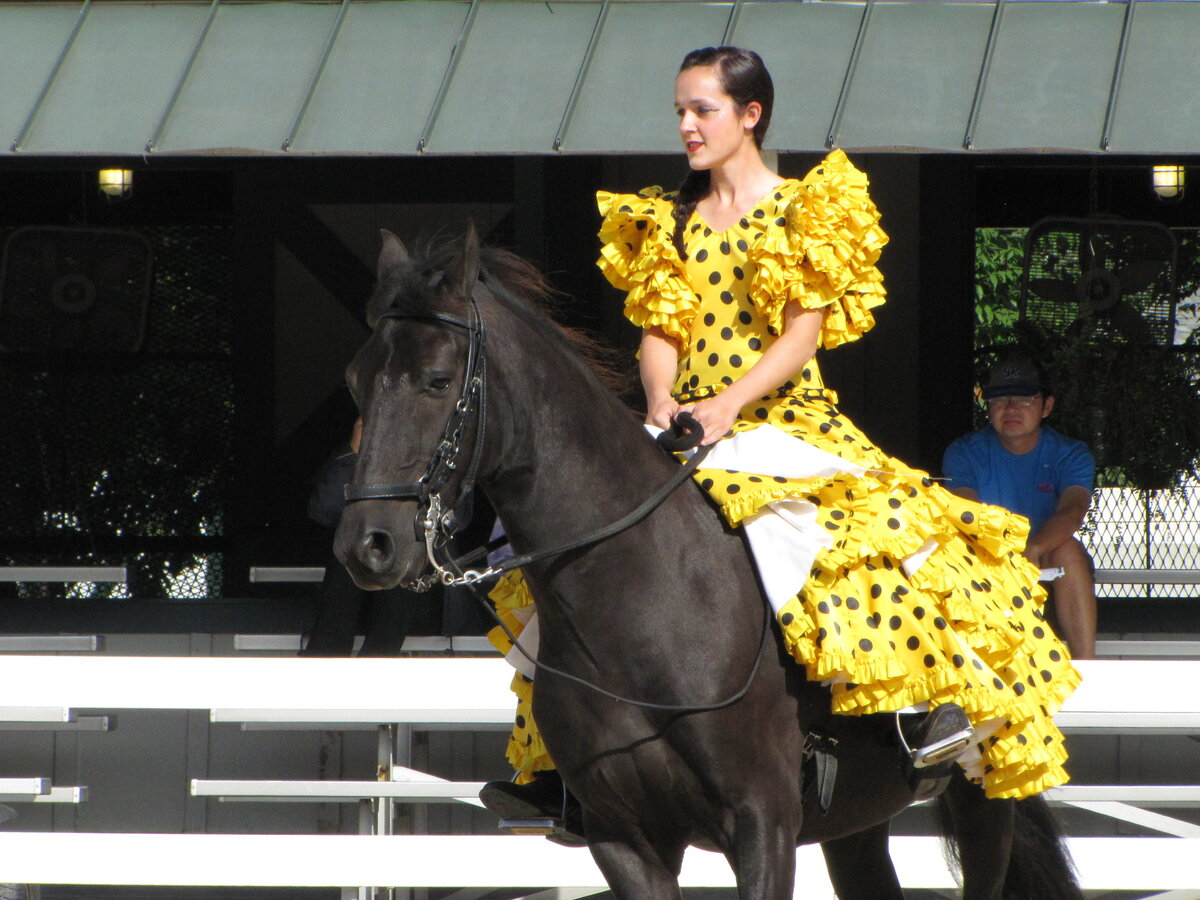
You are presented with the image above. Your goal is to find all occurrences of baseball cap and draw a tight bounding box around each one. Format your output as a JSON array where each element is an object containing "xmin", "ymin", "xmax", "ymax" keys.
[{"xmin": 982, "ymin": 355, "xmax": 1043, "ymax": 400}]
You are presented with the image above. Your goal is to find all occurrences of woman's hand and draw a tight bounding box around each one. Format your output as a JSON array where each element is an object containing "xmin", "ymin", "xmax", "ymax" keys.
[
  {"xmin": 645, "ymin": 396, "xmax": 682, "ymax": 430},
  {"xmin": 682, "ymin": 394, "xmax": 741, "ymax": 446}
]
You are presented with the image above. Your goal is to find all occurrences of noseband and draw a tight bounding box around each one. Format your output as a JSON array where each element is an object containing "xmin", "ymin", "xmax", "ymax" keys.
[{"xmin": 343, "ymin": 293, "xmax": 487, "ymax": 580}]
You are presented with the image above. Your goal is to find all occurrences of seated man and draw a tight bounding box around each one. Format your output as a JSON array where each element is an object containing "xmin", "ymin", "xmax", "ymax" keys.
[{"xmin": 943, "ymin": 355, "xmax": 1097, "ymax": 659}]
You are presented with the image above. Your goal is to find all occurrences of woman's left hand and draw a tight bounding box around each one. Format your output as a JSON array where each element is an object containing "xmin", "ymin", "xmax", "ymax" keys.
[{"xmin": 682, "ymin": 395, "xmax": 741, "ymax": 446}]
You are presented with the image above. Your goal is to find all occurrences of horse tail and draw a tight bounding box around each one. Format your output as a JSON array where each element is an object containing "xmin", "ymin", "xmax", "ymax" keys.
[{"xmin": 935, "ymin": 791, "xmax": 1083, "ymax": 900}]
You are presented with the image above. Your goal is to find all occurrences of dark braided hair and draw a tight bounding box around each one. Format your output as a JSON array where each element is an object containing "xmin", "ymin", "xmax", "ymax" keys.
[{"xmin": 671, "ymin": 47, "xmax": 775, "ymax": 260}]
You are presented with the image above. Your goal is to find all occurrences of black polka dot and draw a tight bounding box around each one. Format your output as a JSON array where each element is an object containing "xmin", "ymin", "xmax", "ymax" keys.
[
  {"xmin": 696, "ymin": 338, "xmax": 707, "ymax": 351},
  {"xmin": 733, "ymin": 266, "xmax": 745, "ymax": 280},
  {"xmin": 859, "ymin": 639, "xmax": 873, "ymax": 652},
  {"xmin": 1013, "ymin": 682, "xmax": 1025, "ymax": 696},
  {"xmin": 818, "ymin": 601, "xmax": 830, "ymax": 614},
  {"xmin": 775, "ymin": 217, "xmax": 786, "ymax": 227},
  {"xmin": 515, "ymin": 715, "xmax": 526, "ymax": 728},
  {"xmin": 907, "ymin": 636, "xmax": 920, "ymax": 651},
  {"xmin": 961, "ymin": 511, "xmax": 974, "ymax": 524},
  {"xmin": 933, "ymin": 616, "xmax": 947, "ymax": 630},
  {"xmin": 703, "ymin": 312, "xmax": 716, "ymax": 326},
  {"xmin": 738, "ymin": 311, "xmax": 752, "ymax": 326},
  {"xmin": 635, "ymin": 220, "xmax": 646, "ymax": 230},
  {"xmin": 720, "ymin": 327, "xmax": 733, "ymax": 340},
  {"xmin": 951, "ymin": 654, "xmax": 964, "ymax": 667},
  {"xmin": 993, "ymin": 677, "xmax": 1005, "ymax": 690},
  {"xmin": 887, "ymin": 518, "xmax": 901, "ymax": 530},
  {"xmin": 755, "ymin": 408, "xmax": 767, "ymax": 419},
  {"xmin": 708, "ymin": 353, "xmax": 719, "ymax": 366},
  {"xmin": 708, "ymin": 271, "xmax": 721, "ymax": 285},
  {"xmin": 889, "ymin": 616, "xmax": 902, "ymax": 631},
  {"xmin": 726, "ymin": 484, "xmax": 740, "ymax": 495},
  {"xmin": 781, "ymin": 612, "xmax": 794, "ymax": 625},
  {"xmin": 846, "ymin": 596, "xmax": 859, "ymax": 610},
  {"xmin": 923, "ymin": 654, "xmax": 937, "ymax": 668},
  {"xmin": 729, "ymin": 355, "xmax": 743, "ymax": 368},
  {"xmin": 736, "ymin": 239, "xmax": 748, "ymax": 252},
  {"xmin": 888, "ymin": 498, "xmax": 901, "ymax": 509},
  {"xmin": 870, "ymin": 584, "xmax": 882, "ymax": 599},
  {"xmin": 701, "ymin": 478, "xmax": 714, "ymax": 490},
  {"xmin": 913, "ymin": 606, "xmax": 926, "ymax": 620},
  {"xmin": 753, "ymin": 208, "xmax": 765, "ymax": 218},
  {"xmin": 866, "ymin": 613, "xmax": 880, "ymax": 628},
  {"xmin": 719, "ymin": 240, "xmax": 730, "ymax": 255},
  {"xmin": 720, "ymin": 290, "xmax": 734, "ymax": 304}
]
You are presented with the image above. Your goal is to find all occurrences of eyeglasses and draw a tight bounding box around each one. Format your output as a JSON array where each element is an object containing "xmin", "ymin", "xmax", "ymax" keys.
[{"xmin": 986, "ymin": 395, "xmax": 1040, "ymax": 409}]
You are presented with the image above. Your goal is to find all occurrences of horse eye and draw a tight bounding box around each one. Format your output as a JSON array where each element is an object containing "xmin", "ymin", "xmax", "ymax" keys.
[{"xmin": 428, "ymin": 373, "xmax": 453, "ymax": 392}]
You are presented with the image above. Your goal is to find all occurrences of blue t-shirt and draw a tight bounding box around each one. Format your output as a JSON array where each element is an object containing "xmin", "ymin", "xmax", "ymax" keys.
[{"xmin": 941, "ymin": 426, "xmax": 1094, "ymax": 533}]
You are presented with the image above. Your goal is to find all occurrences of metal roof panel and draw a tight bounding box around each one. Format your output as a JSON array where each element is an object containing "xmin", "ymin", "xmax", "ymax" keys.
[
  {"xmin": 15, "ymin": 4, "xmax": 214, "ymax": 155},
  {"xmin": 731, "ymin": 1, "xmax": 862, "ymax": 153},
  {"xmin": 833, "ymin": 2, "xmax": 995, "ymax": 152},
  {"xmin": 970, "ymin": 2, "xmax": 1125, "ymax": 152},
  {"xmin": 153, "ymin": 2, "xmax": 341, "ymax": 154},
  {"xmin": 289, "ymin": 1, "xmax": 470, "ymax": 154},
  {"xmin": 561, "ymin": 1, "xmax": 734, "ymax": 154},
  {"xmin": 1104, "ymin": 2, "xmax": 1200, "ymax": 154},
  {"xmin": 1, "ymin": 5, "xmax": 88, "ymax": 153}
]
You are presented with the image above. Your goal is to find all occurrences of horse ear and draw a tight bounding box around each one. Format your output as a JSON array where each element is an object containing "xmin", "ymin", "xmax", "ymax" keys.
[
  {"xmin": 454, "ymin": 220, "xmax": 481, "ymax": 299},
  {"xmin": 378, "ymin": 229, "xmax": 410, "ymax": 280}
]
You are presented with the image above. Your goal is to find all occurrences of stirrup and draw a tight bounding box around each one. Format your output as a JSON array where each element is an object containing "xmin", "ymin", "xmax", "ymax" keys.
[
  {"xmin": 898, "ymin": 703, "xmax": 974, "ymax": 769},
  {"xmin": 498, "ymin": 817, "xmax": 557, "ymax": 836}
]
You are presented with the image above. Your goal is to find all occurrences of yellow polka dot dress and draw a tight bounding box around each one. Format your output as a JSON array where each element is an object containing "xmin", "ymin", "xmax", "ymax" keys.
[{"xmin": 590, "ymin": 150, "xmax": 1080, "ymax": 800}]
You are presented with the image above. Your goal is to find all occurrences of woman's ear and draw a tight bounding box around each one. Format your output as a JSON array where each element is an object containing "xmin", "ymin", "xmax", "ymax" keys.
[{"xmin": 743, "ymin": 101, "xmax": 763, "ymax": 131}]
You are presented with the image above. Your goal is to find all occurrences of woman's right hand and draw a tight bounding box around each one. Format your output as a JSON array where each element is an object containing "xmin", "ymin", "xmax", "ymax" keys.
[{"xmin": 645, "ymin": 396, "xmax": 681, "ymax": 430}]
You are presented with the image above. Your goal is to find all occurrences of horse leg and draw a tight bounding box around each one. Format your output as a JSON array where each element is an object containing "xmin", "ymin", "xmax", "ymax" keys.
[
  {"xmin": 938, "ymin": 774, "xmax": 1014, "ymax": 900},
  {"xmin": 726, "ymin": 808, "xmax": 798, "ymax": 900},
  {"xmin": 584, "ymin": 824, "xmax": 685, "ymax": 900},
  {"xmin": 820, "ymin": 821, "xmax": 903, "ymax": 900}
]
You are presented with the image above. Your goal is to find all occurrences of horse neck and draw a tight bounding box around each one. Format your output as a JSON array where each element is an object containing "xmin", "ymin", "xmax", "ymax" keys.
[{"xmin": 478, "ymin": 315, "xmax": 675, "ymax": 551}]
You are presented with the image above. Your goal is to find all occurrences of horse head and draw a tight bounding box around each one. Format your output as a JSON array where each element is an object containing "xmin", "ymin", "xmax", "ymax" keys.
[{"xmin": 334, "ymin": 224, "xmax": 484, "ymax": 591}]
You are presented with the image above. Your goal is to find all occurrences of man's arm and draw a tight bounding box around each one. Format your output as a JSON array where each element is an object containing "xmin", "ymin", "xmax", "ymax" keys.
[
  {"xmin": 1024, "ymin": 484, "xmax": 1090, "ymax": 567},
  {"xmin": 941, "ymin": 438, "xmax": 980, "ymax": 501}
]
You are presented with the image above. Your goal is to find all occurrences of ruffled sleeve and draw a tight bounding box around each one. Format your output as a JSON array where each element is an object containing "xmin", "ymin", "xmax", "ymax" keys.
[
  {"xmin": 747, "ymin": 149, "xmax": 889, "ymax": 349},
  {"xmin": 597, "ymin": 188, "xmax": 698, "ymax": 345}
]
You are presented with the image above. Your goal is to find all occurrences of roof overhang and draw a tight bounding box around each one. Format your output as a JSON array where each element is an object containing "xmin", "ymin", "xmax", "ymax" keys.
[{"xmin": 2, "ymin": 0, "xmax": 1198, "ymax": 158}]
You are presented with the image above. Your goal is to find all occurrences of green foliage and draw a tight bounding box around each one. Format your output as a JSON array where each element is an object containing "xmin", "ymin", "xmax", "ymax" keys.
[{"xmin": 974, "ymin": 229, "xmax": 1025, "ymax": 350}]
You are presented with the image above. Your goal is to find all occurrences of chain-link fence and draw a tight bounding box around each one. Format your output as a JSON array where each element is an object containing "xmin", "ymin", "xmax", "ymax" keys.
[
  {"xmin": 1085, "ymin": 484, "xmax": 1200, "ymax": 598},
  {"xmin": 0, "ymin": 225, "xmax": 233, "ymax": 601}
]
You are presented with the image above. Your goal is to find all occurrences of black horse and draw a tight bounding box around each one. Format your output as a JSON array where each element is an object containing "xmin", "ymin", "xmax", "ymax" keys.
[{"xmin": 335, "ymin": 226, "xmax": 1080, "ymax": 899}]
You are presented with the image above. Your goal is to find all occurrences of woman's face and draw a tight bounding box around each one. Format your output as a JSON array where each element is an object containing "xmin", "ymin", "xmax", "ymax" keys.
[{"xmin": 674, "ymin": 65, "xmax": 760, "ymax": 171}]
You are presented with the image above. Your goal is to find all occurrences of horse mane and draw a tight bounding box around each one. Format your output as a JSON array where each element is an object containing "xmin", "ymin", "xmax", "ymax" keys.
[{"xmin": 374, "ymin": 233, "xmax": 635, "ymax": 399}]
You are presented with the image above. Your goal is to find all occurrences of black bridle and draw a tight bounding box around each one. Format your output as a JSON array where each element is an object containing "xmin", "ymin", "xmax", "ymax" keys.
[{"xmin": 343, "ymin": 296, "xmax": 488, "ymax": 563}]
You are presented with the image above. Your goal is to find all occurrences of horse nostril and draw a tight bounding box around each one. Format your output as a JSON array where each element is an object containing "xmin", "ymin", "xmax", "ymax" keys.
[{"xmin": 361, "ymin": 529, "xmax": 395, "ymax": 572}]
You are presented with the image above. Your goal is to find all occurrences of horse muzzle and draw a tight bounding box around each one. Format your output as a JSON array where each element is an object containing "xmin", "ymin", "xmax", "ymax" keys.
[{"xmin": 333, "ymin": 502, "xmax": 432, "ymax": 591}]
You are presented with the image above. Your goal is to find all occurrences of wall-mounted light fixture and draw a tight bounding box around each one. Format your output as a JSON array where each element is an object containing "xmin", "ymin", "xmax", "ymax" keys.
[
  {"xmin": 1152, "ymin": 164, "xmax": 1185, "ymax": 201},
  {"xmin": 97, "ymin": 168, "xmax": 133, "ymax": 200}
]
